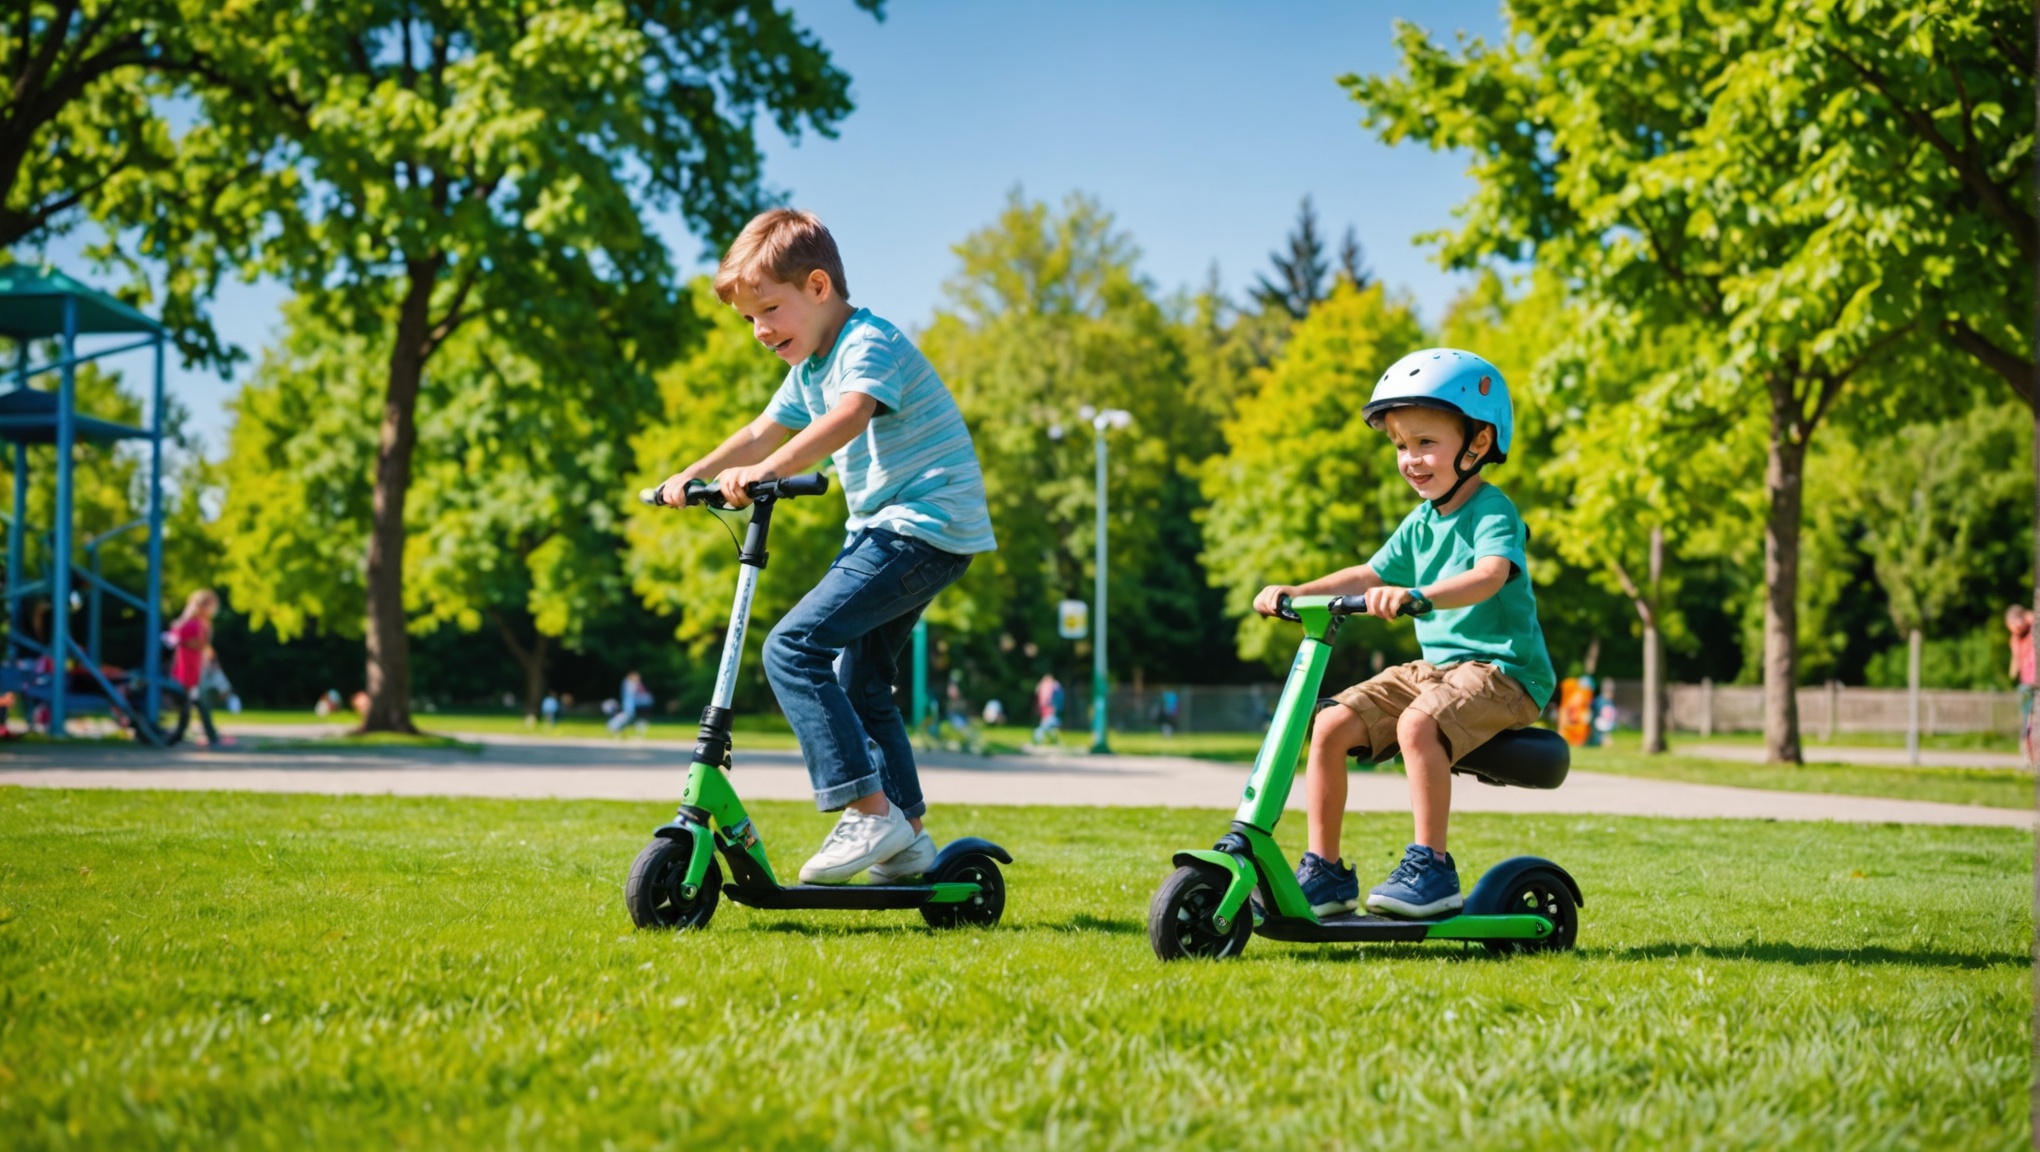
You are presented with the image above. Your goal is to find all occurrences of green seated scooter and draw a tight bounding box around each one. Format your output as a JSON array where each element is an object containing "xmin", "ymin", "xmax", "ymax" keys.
[
  {"xmin": 1148, "ymin": 593, "xmax": 1581, "ymax": 960},
  {"xmin": 624, "ymin": 474, "xmax": 1009, "ymax": 933}
]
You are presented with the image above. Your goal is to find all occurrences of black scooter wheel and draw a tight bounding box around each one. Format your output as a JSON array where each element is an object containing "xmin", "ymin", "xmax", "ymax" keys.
[
  {"xmin": 1480, "ymin": 868, "xmax": 1577, "ymax": 954},
  {"xmin": 1149, "ymin": 865, "xmax": 1251, "ymax": 961},
  {"xmin": 920, "ymin": 852, "xmax": 1005, "ymax": 929},
  {"xmin": 625, "ymin": 834, "xmax": 721, "ymax": 930}
]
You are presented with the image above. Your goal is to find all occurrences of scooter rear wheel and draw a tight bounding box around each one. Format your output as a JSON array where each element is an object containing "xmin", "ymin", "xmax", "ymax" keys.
[
  {"xmin": 920, "ymin": 852, "xmax": 1005, "ymax": 929},
  {"xmin": 1477, "ymin": 868, "xmax": 1577, "ymax": 954},
  {"xmin": 625, "ymin": 834, "xmax": 721, "ymax": 930},
  {"xmin": 1149, "ymin": 865, "xmax": 1251, "ymax": 960}
]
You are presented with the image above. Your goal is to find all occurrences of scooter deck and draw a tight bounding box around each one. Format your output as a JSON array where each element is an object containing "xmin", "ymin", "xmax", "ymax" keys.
[
  {"xmin": 723, "ymin": 881, "xmax": 972, "ymax": 911},
  {"xmin": 1256, "ymin": 912, "xmax": 1436, "ymax": 943}
]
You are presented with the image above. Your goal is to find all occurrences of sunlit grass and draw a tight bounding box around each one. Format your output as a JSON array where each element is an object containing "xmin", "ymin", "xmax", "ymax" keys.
[{"xmin": 0, "ymin": 787, "xmax": 2027, "ymax": 1150}]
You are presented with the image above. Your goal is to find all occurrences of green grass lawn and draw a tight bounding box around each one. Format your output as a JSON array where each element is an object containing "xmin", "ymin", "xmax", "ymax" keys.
[{"xmin": 0, "ymin": 788, "xmax": 2028, "ymax": 1150}]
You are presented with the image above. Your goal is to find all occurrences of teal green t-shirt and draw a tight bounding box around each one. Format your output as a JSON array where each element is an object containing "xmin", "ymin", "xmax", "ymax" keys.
[{"xmin": 1365, "ymin": 484, "xmax": 1557, "ymax": 708}]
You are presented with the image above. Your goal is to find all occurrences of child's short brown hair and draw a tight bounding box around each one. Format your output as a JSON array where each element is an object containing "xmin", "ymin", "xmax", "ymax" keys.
[{"xmin": 713, "ymin": 208, "xmax": 850, "ymax": 303}]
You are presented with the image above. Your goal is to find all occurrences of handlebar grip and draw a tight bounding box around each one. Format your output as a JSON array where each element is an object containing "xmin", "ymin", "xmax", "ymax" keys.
[
  {"xmin": 638, "ymin": 487, "xmax": 664, "ymax": 507},
  {"xmin": 1275, "ymin": 594, "xmax": 1302, "ymax": 623},
  {"xmin": 775, "ymin": 473, "xmax": 830, "ymax": 498}
]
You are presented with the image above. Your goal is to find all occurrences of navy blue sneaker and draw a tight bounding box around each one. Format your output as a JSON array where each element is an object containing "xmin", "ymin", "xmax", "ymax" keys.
[
  {"xmin": 1365, "ymin": 844, "xmax": 1463, "ymax": 919},
  {"xmin": 1295, "ymin": 851, "xmax": 1360, "ymax": 917}
]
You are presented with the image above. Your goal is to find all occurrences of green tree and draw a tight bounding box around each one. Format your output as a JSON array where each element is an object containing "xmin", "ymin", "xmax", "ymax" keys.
[
  {"xmin": 217, "ymin": 297, "xmax": 653, "ymax": 714},
  {"xmin": 1345, "ymin": 0, "xmax": 2029, "ymax": 762},
  {"xmin": 131, "ymin": 0, "xmax": 879, "ymax": 731},
  {"xmin": 919, "ymin": 192, "xmax": 1237, "ymax": 694},
  {"xmin": 1199, "ymin": 280, "xmax": 1426, "ymax": 675}
]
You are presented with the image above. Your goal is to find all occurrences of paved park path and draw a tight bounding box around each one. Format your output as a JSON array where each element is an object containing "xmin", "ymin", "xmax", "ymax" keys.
[
  {"xmin": 1, "ymin": 732, "xmax": 2028, "ymax": 828},
  {"xmin": 1682, "ymin": 741, "xmax": 2029, "ymax": 771}
]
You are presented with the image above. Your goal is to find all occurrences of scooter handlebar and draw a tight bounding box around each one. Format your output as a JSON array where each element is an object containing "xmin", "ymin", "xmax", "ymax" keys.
[
  {"xmin": 1276, "ymin": 593, "xmax": 1425, "ymax": 621},
  {"xmin": 640, "ymin": 473, "xmax": 831, "ymax": 509}
]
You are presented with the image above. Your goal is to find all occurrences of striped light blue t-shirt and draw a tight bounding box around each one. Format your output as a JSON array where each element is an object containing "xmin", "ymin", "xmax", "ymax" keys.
[{"xmin": 763, "ymin": 309, "xmax": 997, "ymax": 556}]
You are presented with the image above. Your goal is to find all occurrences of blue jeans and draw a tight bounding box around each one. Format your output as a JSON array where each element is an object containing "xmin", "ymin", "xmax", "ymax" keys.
[{"xmin": 763, "ymin": 528, "xmax": 972, "ymax": 818}]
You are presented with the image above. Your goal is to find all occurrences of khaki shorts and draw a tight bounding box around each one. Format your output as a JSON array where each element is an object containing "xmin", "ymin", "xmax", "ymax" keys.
[{"xmin": 1330, "ymin": 660, "xmax": 1542, "ymax": 763}]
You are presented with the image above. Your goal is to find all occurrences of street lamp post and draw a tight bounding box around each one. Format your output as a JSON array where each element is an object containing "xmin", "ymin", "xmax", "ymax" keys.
[{"xmin": 1083, "ymin": 407, "xmax": 1131, "ymax": 754}]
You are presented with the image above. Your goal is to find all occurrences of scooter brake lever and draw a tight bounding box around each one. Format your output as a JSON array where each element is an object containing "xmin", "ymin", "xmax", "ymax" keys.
[{"xmin": 1275, "ymin": 595, "xmax": 1302, "ymax": 623}]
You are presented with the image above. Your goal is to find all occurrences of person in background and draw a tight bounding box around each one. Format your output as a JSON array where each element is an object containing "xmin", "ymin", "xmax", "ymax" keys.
[
  {"xmin": 980, "ymin": 698, "xmax": 1006, "ymax": 727},
  {"xmin": 1591, "ymin": 678, "xmax": 1618, "ymax": 747},
  {"xmin": 541, "ymin": 692, "xmax": 561, "ymax": 728},
  {"xmin": 1159, "ymin": 688, "xmax": 1181, "ymax": 738},
  {"xmin": 2007, "ymin": 605, "xmax": 2035, "ymax": 764},
  {"xmin": 166, "ymin": 589, "xmax": 227, "ymax": 747},
  {"xmin": 609, "ymin": 671, "xmax": 652, "ymax": 735},
  {"xmin": 1033, "ymin": 672, "xmax": 1063, "ymax": 745}
]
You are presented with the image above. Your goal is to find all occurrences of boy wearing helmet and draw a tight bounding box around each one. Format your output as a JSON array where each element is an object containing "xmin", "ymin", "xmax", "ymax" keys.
[{"xmin": 1252, "ymin": 349, "xmax": 1555, "ymax": 919}]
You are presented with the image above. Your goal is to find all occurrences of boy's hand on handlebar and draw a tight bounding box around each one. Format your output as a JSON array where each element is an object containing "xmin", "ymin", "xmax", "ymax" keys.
[
  {"xmin": 1252, "ymin": 585, "xmax": 1300, "ymax": 618},
  {"xmin": 1362, "ymin": 586, "xmax": 1414, "ymax": 621},
  {"xmin": 653, "ymin": 468, "xmax": 704, "ymax": 507},
  {"xmin": 717, "ymin": 464, "xmax": 779, "ymax": 509}
]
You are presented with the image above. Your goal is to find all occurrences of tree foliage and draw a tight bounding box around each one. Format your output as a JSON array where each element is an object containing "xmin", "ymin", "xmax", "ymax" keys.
[
  {"xmin": 1199, "ymin": 280, "xmax": 1426, "ymax": 673},
  {"xmin": 109, "ymin": 0, "xmax": 882, "ymax": 729},
  {"xmin": 216, "ymin": 296, "xmax": 655, "ymax": 711},
  {"xmin": 1343, "ymin": 0, "xmax": 2031, "ymax": 761},
  {"xmin": 919, "ymin": 193, "xmax": 1240, "ymax": 690}
]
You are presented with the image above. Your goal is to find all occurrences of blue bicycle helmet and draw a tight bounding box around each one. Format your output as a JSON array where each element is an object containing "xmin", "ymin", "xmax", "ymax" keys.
[{"xmin": 1362, "ymin": 348, "xmax": 1513, "ymax": 507}]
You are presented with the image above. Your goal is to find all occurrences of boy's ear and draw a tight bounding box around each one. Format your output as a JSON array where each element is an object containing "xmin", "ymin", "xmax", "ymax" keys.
[
  {"xmin": 1463, "ymin": 423, "xmax": 1493, "ymax": 464},
  {"xmin": 806, "ymin": 268, "xmax": 834, "ymax": 301}
]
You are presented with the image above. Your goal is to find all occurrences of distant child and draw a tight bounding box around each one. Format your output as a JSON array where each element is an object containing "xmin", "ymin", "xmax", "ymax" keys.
[
  {"xmin": 1033, "ymin": 673, "xmax": 1064, "ymax": 745},
  {"xmin": 1253, "ymin": 349, "xmax": 1555, "ymax": 919},
  {"xmin": 654, "ymin": 209, "xmax": 996, "ymax": 884},
  {"xmin": 2007, "ymin": 605, "xmax": 2035, "ymax": 763},
  {"xmin": 166, "ymin": 589, "xmax": 226, "ymax": 747}
]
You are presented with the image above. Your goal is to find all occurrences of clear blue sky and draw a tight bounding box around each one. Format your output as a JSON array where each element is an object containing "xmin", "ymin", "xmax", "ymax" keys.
[{"xmin": 40, "ymin": 1, "xmax": 1505, "ymax": 449}]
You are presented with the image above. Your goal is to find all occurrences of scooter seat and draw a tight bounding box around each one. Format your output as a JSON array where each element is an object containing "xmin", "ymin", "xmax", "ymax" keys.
[
  {"xmin": 1330, "ymin": 706, "xmax": 1571, "ymax": 790},
  {"xmin": 1453, "ymin": 727, "xmax": 1570, "ymax": 789}
]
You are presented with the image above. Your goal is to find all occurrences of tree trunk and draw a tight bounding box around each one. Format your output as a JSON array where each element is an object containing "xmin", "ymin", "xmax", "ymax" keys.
[
  {"xmin": 1762, "ymin": 385, "xmax": 1806, "ymax": 765},
  {"xmin": 489, "ymin": 608, "xmax": 550, "ymax": 717},
  {"xmin": 1905, "ymin": 627, "xmax": 1922, "ymax": 767},
  {"xmin": 1641, "ymin": 525, "xmax": 1666, "ymax": 755},
  {"xmin": 359, "ymin": 260, "xmax": 438, "ymax": 734}
]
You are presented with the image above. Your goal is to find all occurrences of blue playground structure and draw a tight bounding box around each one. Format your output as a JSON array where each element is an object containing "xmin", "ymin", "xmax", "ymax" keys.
[{"xmin": 0, "ymin": 268, "xmax": 171, "ymax": 742}]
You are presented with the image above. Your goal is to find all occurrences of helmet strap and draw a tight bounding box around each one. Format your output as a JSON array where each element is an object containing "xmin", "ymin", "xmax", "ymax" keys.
[{"xmin": 1429, "ymin": 418, "xmax": 1490, "ymax": 511}]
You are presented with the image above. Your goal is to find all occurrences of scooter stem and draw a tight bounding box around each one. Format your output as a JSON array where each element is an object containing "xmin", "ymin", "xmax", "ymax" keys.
[
  {"xmin": 711, "ymin": 563, "xmax": 760, "ymax": 712},
  {"xmin": 1233, "ymin": 635, "xmax": 1333, "ymax": 831}
]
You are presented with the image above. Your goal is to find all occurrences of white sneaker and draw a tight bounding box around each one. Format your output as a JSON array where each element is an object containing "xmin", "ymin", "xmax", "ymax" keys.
[
  {"xmin": 798, "ymin": 805, "xmax": 914, "ymax": 884},
  {"xmin": 867, "ymin": 831, "xmax": 937, "ymax": 884}
]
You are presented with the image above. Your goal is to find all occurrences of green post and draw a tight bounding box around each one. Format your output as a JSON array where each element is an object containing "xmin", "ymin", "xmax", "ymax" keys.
[
  {"xmin": 912, "ymin": 617, "xmax": 929, "ymax": 734},
  {"xmin": 1091, "ymin": 418, "xmax": 1110, "ymax": 754}
]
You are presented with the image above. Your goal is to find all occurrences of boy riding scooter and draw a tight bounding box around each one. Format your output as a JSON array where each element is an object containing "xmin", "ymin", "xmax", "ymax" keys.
[
  {"xmin": 1251, "ymin": 348, "xmax": 1556, "ymax": 919},
  {"xmin": 655, "ymin": 209, "xmax": 996, "ymax": 886}
]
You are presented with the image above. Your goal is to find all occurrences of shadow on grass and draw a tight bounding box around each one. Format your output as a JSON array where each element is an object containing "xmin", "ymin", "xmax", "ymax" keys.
[
  {"xmin": 1036, "ymin": 913, "xmax": 1144, "ymax": 936},
  {"xmin": 751, "ymin": 919, "xmax": 1006, "ymax": 937},
  {"xmin": 1597, "ymin": 941, "xmax": 2031, "ymax": 970}
]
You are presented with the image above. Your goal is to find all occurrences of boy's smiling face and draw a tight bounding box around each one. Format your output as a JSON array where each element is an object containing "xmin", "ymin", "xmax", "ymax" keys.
[
  {"xmin": 728, "ymin": 268, "xmax": 843, "ymax": 365},
  {"xmin": 1382, "ymin": 406, "xmax": 1492, "ymax": 504}
]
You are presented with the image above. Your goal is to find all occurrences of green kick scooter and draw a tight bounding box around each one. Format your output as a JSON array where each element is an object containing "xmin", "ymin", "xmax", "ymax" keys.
[
  {"xmin": 1149, "ymin": 594, "xmax": 1581, "ymax": 960},
  {"xmin": 624, "ymin": 474, "xmax": 1009, "ymax": 933}
]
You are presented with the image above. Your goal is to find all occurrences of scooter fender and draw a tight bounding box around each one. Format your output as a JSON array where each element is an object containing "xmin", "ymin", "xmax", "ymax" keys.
[
  {"xmin": 930, "ymin": 836, "xmax": 1013, "ymax": 872},
  {"xmin": 652, "ymin": 816, "xmax": 719, "ymax": 894},
  {"xmin": 1172, "ymin": 849, "xmax": 1256, "ymax": 931},
  {"xmin": 1463, "ymin": 855, "xmax": 1585, "ymax": 913}
]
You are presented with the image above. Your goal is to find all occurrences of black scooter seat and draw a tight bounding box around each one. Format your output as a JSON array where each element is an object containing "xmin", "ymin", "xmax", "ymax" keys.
[{"xmin": 1338, "ymin": 716, "xmax": 1571, "ymax": 790}]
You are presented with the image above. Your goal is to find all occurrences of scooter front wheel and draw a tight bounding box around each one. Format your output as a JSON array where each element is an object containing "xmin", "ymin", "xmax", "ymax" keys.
[
  {"xmin": 920, "ymin": 852, "xmax": 1006, "ymax": 929},
  {"xmin": 1149, "ymin": 865, "xmax": 1251, "ymax": 961},
  {"xmin": 625, "ymin": 834, "xmax": 721, "ymax": 930}
]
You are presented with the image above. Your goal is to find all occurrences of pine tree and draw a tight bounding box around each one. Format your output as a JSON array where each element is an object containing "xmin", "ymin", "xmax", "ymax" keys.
[
  {"xmin": 1337, "ymin": 226, "xmax": 1372, "ymax": 289},
  {"xmin": 1253, "ymin": 197, "xmax": 1331, "ymax": 319}
]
